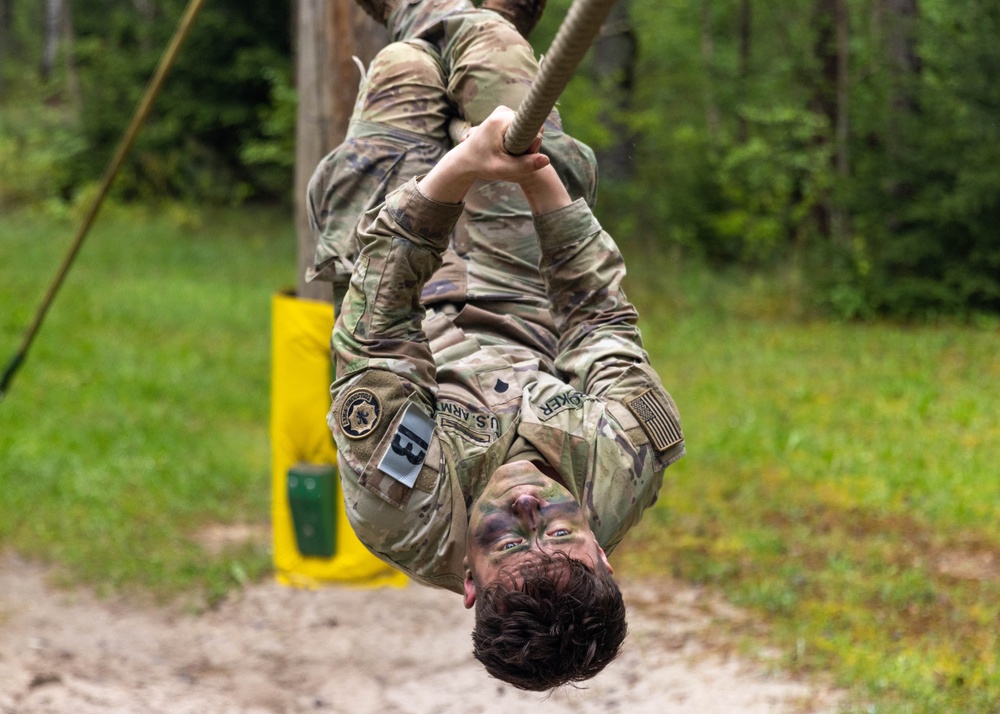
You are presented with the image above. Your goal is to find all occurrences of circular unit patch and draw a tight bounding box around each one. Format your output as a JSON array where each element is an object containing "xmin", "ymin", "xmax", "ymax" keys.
[{"xmin": 340, "ymin": 388, "xmax": 382, "ymax": 439}]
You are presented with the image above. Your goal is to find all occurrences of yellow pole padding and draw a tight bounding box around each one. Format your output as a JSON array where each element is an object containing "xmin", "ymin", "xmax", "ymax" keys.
[{"xmin": 270, "ymin": 291, "xmax": 408, "ymax": 589}]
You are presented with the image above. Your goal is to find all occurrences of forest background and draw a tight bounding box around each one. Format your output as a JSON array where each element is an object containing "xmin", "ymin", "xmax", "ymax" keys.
[{"xmin": 1, "ymin": 0, "xmax": 997, "ymax": 317}]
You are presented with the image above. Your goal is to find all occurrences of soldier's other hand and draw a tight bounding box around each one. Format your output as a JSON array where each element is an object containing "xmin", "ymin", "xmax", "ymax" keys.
[
  {"xmin": 455, "ymin": 106, "xmax": 549, "ymax": 183},
  {"xmin": 419, "ymin": 107, "xmax": 549, "ymax": 205}
]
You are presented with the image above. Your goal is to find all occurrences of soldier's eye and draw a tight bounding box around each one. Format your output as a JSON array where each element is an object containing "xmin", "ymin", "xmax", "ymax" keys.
[
  {"xmin": 550, "ymin": 529, "xmax": 571, "ymax": 537},
  {"xmin": 500, "ymin": 541, "xmax": 521, "ymax": 551}
]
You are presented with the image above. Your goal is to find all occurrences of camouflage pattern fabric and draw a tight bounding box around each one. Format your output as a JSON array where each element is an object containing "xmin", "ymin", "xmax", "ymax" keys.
[
  {"xmin": 329, "ymin": 178, "xmax": 685, "ymax": 593},
  {"xmin": 309, "ymin": 5, "xmax": 685, "ymax": 593},
  {"xmin": 306, "ymin": 1, "xmax": 597, "ymax": 304}
]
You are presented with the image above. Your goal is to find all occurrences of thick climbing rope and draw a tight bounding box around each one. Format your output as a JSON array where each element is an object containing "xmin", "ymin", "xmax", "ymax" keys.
[
  {"xmin": 0, "ymin": 0, "xmax": 209, "ymax": 402},
  {"xmin": 504, "ymin": 0, "xmax": 620, "ymax": 155},
  {"xmin": 447, "ymin": 0, "xmax": 620, "ymax": 150}
]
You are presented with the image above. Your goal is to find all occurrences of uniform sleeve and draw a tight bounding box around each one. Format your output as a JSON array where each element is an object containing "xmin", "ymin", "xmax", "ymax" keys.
[
  {"xmin": 534, "ymin": 199, "xmax": 658, "ymax": 399},
  {"xmin": 326, "ymin": 178, "xmax": 467, "ymax": 593},
  {"xmin": 328, "ymin": 178, "xmax": 459, "ymax": 504},
  {"xmin": 331, "ymin": 177, "xmax": 462, "ymax": 410},
  {"xmin": 532, "ymin": 198, "xmax": 685, "ymax": 483}
]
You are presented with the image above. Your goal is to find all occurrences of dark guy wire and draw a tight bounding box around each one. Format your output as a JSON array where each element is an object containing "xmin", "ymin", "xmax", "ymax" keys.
[{"xmin": 1, "ymin": 0, "xmax": 209, "ymax": 403}]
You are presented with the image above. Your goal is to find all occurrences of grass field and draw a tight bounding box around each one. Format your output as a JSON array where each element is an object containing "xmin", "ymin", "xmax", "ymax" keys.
[
  {"xmin": 620, "ymin": 252, "xmax": 1000, "ymax": 713},
  {"xmin": 1, "ymin": 205, "xmax": 294, "ymax": 602},
  {"xmin": 1, "ymin": 207, "xmax": 998, "ymax": 712}
]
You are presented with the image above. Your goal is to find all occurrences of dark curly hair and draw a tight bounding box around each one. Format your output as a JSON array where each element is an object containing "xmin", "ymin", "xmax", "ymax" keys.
[{"xmin": 471, "ymin": 552, "xmax": 627, "ymax": 691}]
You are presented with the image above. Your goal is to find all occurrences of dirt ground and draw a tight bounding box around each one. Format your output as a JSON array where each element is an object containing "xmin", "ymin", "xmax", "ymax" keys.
[{"xmin": 0, "ymin": 551, "xmax": 841, "ymax": 714}]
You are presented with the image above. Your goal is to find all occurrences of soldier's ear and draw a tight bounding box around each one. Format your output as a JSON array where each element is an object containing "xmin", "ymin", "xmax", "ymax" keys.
[
  {"xmin": 598, "ymin": 546, "xmax": 614, "ymax": 575},
  {"xmin": 463, "ymin": 568, "xmax": 477, "ymax": 609}
]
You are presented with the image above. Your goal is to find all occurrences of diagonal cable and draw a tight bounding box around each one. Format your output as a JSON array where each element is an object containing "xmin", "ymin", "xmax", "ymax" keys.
[{"xmin": 1, "ymin": 0, "xmax": 209, "ymax": 402}]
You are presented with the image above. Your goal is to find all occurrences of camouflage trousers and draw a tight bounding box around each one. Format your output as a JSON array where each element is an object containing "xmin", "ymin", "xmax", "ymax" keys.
[{"xmin": 307, "ymin": 0, "xmax": 599, "ymax": 334}]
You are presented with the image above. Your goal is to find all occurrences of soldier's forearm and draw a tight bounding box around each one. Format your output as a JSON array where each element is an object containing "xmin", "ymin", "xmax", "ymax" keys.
[
  {"xmin": 332, "ymin": 179, "xmax": 462, "ymax": 397},
  {"xmin": 518, "ymin": 164, "xmax": 572, "ymax": 216},
  {"xmin": 533, "ymin": 201, "xmax": 649, "ymax": 394}
]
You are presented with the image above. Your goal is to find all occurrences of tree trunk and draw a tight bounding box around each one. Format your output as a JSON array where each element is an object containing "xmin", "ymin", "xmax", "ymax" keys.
[
  {"xmin": 132, "ymin": 0, "xmax": 155, "ymax": 20},
  {"xmin": 41, "ymin": 0, "xmax": 60, "ymax": 83},
  {"xmin": 833, "ymin": 0, "xmax": 849, "ymax": 242},
  {"xmin": 810, "ymin": 0, "xmax": 833, "ymax": 243},
  {"xmin": 700, "ymin": 0, "xmax": 721, "ymax": 145},
  {"xmin": 132, "ymin": 0, "xmax": 156, "ymax": 53},
  {"xmin": 882, "ymin": 0, "xmax": 920, "ymax": 210},
  {"xmin": 736, "ymin": 0, "xmax": 751, "ymax": 143},
  {"xmin": 294, "ymin": 0, "xmax": 386, "ymax": 303},
  {"xmin": 61, "ymin": 0, "xmax": 81, "ymax": 107},
  {"xmin": 0, "ymin": 0, "xmax": 9, "ymax": 96},
  {"xmin": 884, "ymin": 0, "xmax": 920, "ymax": 160},
  {"xmin": 811, "ymin": 0, "xmax": 850, "ymax": 245},
  {"xmin": 591, "ymin": 0, "xmax": 637, "ymax": 182}
]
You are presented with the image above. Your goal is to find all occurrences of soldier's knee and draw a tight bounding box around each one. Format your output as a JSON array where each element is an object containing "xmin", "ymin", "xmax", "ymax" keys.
[
  {"xmin": 366, "ymin": 40, "xmax": 446, "ymax": 95},
  {"xmin": 447, "ymin": 9, "xmax": 533, "ymax": 62},
  {"xmin": 354, "ymin": 40, "xmax": 450, "ymax": 138},
  {"xmin": 474, "ymin": 9, "xmax": 529, "ymax": 49},
  {"xmin": 443, "ymin": 11, "xmax": 538, "ymax": 124}
]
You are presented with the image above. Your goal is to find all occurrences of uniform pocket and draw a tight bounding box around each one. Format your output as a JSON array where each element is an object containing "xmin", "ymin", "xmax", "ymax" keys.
[
  {"xmin": 307, "ymin": 135, "xmax": 409, "ymax": 288},
  {"xmin": 476, "ymin": 365, "xmax": 522, "ymax": 412}
]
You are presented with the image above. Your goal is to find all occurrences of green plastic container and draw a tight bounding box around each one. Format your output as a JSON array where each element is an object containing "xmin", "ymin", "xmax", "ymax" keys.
[{"xmin": 287, "ymin": 463, "xmax": 337, "ymax": 558}]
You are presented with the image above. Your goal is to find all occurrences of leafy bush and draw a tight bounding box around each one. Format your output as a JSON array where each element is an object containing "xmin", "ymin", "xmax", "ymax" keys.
[
  {"xmin": 69, "ymin": 0, "xmax": 294, "ymax": 203},
  {"xmin": 0, "ymin": 87, "xmax": 84, "ymax": 208}
]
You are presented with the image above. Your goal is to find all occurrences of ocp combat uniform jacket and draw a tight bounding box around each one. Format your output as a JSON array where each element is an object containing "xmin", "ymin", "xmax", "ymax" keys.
[{"xmin": 329, "ymin": 178, "xmax": 685, "ymax": 594}]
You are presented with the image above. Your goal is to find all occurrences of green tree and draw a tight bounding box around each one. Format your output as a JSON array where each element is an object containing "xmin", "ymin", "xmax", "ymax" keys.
[
  {"xmin": 835, "ymin": 0, "xmax": 1000, "ymax": 315},
  {"xmin": 541, "ymin": 0, "xmax": 998, "ymax": 315},
  {"xmin": 69, "ymin": 0, "xmax": 293, "ymax": 202}
]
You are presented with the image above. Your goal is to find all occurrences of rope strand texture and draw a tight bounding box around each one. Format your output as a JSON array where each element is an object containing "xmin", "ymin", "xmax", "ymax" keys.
[{"xmin": 504, "ymin": 0, "xmax": 619, "ymax": 155}]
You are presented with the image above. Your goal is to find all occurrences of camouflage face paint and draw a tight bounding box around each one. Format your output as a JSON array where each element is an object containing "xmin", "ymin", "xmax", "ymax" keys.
[
  {"xmin": 475, "ymin": 499, "xmax": 581, "ymax": 551},
  {"xmin": 465, "ymin": 460, "xmax": 605, "ymax": 586}
]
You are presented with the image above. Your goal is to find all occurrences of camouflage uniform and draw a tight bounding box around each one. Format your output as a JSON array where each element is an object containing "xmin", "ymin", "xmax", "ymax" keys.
[
  {"xmin": 309, "ymin": 1, "xmax": 685, "ymax": 594},
  {"xmin": 307, "ymin": 0, "xmax": 596, "ymax": 307}
]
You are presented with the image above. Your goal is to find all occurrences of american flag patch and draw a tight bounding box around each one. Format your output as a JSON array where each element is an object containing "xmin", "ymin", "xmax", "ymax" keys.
[{"xmin": 625, "ymin": 389, "xmax": 683, "ymax": 452}]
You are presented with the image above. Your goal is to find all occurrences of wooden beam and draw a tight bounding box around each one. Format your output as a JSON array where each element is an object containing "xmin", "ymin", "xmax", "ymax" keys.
[{"xmin": 294, "ymin": 0, "xmax": 386, "ymax": 303}]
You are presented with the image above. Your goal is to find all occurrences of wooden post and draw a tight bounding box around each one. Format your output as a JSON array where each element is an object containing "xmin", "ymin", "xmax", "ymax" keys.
[{"xmin": 294, "ymin": 0, "xmax": 386, "ymax": 303}]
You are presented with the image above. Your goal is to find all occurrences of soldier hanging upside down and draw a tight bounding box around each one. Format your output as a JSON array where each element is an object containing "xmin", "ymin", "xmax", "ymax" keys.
[{"xmin": 306, "ymin": 0, "xmax": 685, "ymax": 691}]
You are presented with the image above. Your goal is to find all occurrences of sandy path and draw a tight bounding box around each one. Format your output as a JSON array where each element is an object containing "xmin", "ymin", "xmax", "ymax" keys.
[{"xmin": 0, "ymin": 552, "xmax": 839, "ymax": 713}]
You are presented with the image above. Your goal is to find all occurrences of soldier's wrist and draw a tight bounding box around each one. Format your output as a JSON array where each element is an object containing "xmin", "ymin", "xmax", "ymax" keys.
[
  {"xmin": 519, "ymin": 165, "xmax": 572, "ymax": 216},
  {"xmin": 418, "ymin": 148, "xmax": 476, "ymax": 205}
]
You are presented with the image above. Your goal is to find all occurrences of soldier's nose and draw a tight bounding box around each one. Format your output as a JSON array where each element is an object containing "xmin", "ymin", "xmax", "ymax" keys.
[{"xmin": 512, "ymin": 494, "xmax": 541, "ymax": 527}]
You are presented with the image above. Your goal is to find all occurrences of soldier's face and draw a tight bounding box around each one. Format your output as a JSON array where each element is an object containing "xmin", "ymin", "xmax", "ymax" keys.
[{"xmin": 462, "ymin": 460, "xmax": 611, "ymax": 608}]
